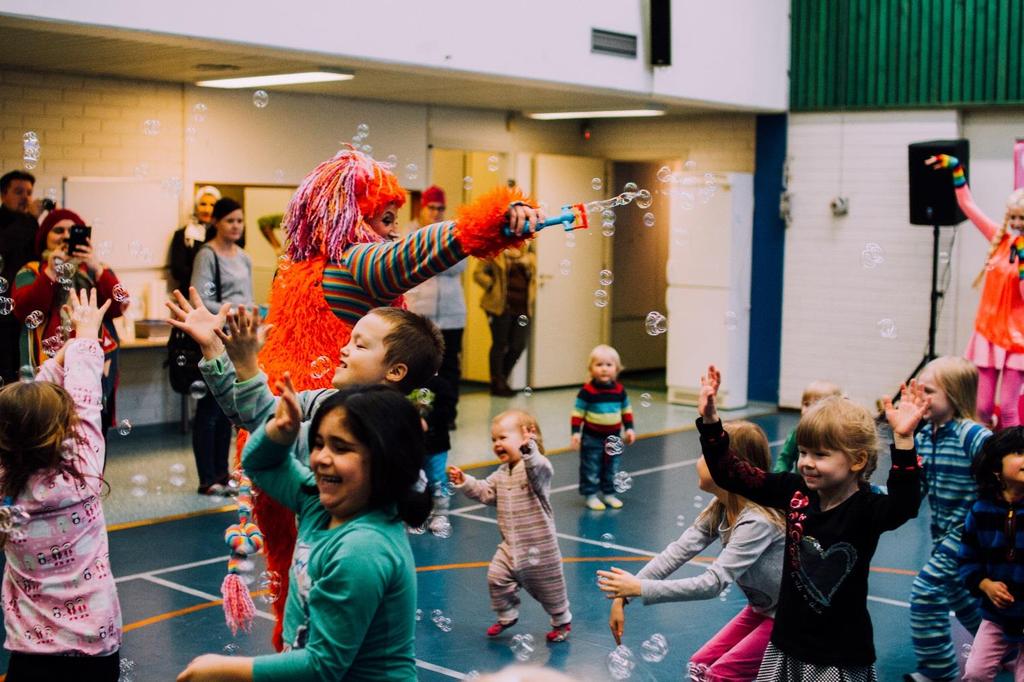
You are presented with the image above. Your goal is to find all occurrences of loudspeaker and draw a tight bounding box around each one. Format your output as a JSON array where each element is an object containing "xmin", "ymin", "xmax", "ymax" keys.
[
  {"xmin": 908, "ymin": 139, "xmax": 970, "ymax": 226},
  {"xmin": 651, "ymin": 0, "xmax": 671, "ymax": 66}
]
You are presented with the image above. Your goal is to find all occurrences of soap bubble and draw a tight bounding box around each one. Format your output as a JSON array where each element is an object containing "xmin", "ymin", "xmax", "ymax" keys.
[
  {"xmin": 602, "ymin": 224, "xmax": 616, "ymax": 238},
  {"xmin": 130, "ymin": 473, "xmax": 148, "ymax": 487},
  {"xmin": 463, "ymin": 176, "xmax": 473, "ymax": 191},
  {"xmin": 192, "ymin": 102, "xmax": 207, "ymax": 119},
  {"xmin": 361, "ymin": 144, "xmax": 373, "ymax": 155},
  {"xmin": 132, "ymin": 163, "xmax": 149, "ymax": 178},
  {"xmin": 877, "ymin": 318, "xmax": 898, "ymax": 339},
  {"xmin": 383, "ymin": 154, "xmax": 398, "ymax": 169},
  {"xmin": 676, "ymin": 514, "xmax": 686, "ymax": 527},
  {"xmin": 415, "ymin": 608, "xmax": 423, "ymax": 622},
  {"xmin": 640, "ymin": 392, "xmax": 652, "ymax": 407},
  {"xmin": 118, "ymin": 658, "xmax": 137, "ymax": 681},
  {"xmin": 523, "ymin": 386, "xmax": 533, "ymax": 397},
  {"xmin": 939, "ymin": 251, "xmax": 950, "ymax": 264},
  {"xmin": 602, "ymin": 208, "xmax": 616, "ymax": 223},
  {"xmin": 641, "ymin": 633, "xmax": 669, "ymax": 663},
  {"xmin": 189, "ymin": 380, "xmax": 208, "ymax": 400},
  {"xmin": 434, "ymin": 615, "xmax": 453, "ymax": 632},
  {"xmin": 18, "ymin": 365, "xmax": 35, "ymax": 382},
  {"xmin": 310, "ymin": 355, "xmax": 332, "ymax": 379},
  {"xmin": 118, "ymin": 419, "xmax": 132, "ymax": 436},
  {"xmin": 169, "ymin": 475, "xmax": 187, "ymax": 488},
  {"xmin": 592, "ymin": 177, "xmax": 603, "ymax": 191},
  {"xmin": 607, "ymin": 644, "xmax": 636, "ymax": 679},
  {"xmin": 961, "ymin": 643, "xmax": 972, "ymax": 660},
  {"xmin": 161, "ymin": 177, "xmax": 183, "ymax": 196},
  {"xmin": 643, "ymin": 212, "xmax": 656, "ymax": 227},
  {"xmin": 0, "ymin": 297, "xmax": 12, "ymax": 315},
  {"xmin": 0, "ymin": 277, "xmax": 6, "ymax": 294},
  {"xmin": 600, "ymin": 533, "xmax": 615, "ymax": 547},
  {"xmin": 679, "ymin": 192, "xmax": 695, "ymax": 211},
  {"xmin": 559, "ymin": 259, "xmax": 572, "ymax": 276},
  {"xmin": 175, "ymin": 354, "xmax": 187, "ymax": 367},
  {"xmin": 25, "ymin": 310, "xmax": 44, "ymax": 329},
  {"xmin": 142, "ymin": 119, "xmax": 161, "ymax": 136},
  {"xmin": 565, "ymin": 233, "xmax": 576, "ymax": 249},
  {"xmin": 405, "ymin": 163, "xmax": 418, "ymax": 181},
  {"xmin": 57, "ymin": 277, "xmax": 72, "ymax": 291},
  {"xmin": 42, "ymin": 335, "xmax": 63, "ymax": 356},
  {"xmin": 605, "ymin": 435, "xmax": 624, "ymax": 456},
  {"xmin": 594, "ymin": 289, "xmax": 609, "ymax": 308},
  {"xmin": 356, "ymin": 123, "xmax": 370, "ymax": 137},
  {"xmin": 201, "ymin": 281, "xmax": 216, "ymax": 298},
  {"xmin": 510, "ymin": 633, "xmax": 535, "ymax": 660},
  {"xmin": 429, "ymin": 516, "xmax": 452, "ymax": 539},
  {"xmin": 724, "ymin": 311, "xmax": 738, "ymax": 331},
  {"xmin": 527, "ymin": 546, "xmax": 540, "ymax": 565},
  {"xmin": 169, "ymin": 463, "xmax": 186, "ymax": 475},
  {"xmin": 861, "ymin": 242, "xmax": 885, "ymax": 269},
  {"xmin": 259, "ymin": 570, "xmax": 281, "ymax": 604},
  {"xmin": 657, "ymin": 166, "xmax": 673, "ymax": 183},
  {"xmin": 645, "ymin": 311, "xmax": 667, "ymax": 336},
  {"xmin": 623, "ymin": 181, "xmax": 638, "ymax": 193},
  {"xmin": 23, "ymin": 131, "xmax": 37, "ymax": 143},
  {"xmin": 636, "ymin": 189, "xmax": 653, "ymax": 209},
  {"xmin": 613, "ymin": 471, "xmax": 633, "ymax": 493},
  {"xmin": 487, "ymin": 155, "xmax": 500, "ymax": 172},
  {"xmin": 112, "ymin": 284, "xmax": 130, "ymax": 303},
  {"xmin": 407, "ymin": 523, "xmax": 426, "ymax": 535},
  {"xmin": 222, "ymin": 643, "xmax": 239, "ymax": 656},
  {"xmin": 684, "ymin": 159, "xmax": 697, "ymax": 171},
  {"xmin": 252, "ymin": 90, "xmax": 269, "ymax": 108},
  {"xmin": 599, "ymin": 270, "xmax": 614, "ymax": 286}
]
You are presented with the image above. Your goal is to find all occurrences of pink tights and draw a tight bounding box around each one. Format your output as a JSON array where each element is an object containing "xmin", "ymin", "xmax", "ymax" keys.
[{"xmin": 977, "ymin": 366, "xmax": 1024, "ymax": 428}]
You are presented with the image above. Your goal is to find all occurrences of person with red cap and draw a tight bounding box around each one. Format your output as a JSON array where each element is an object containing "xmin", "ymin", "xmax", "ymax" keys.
[{"xmin": 12, "ymin": 208, "xmax": 126, "ymax": 429}]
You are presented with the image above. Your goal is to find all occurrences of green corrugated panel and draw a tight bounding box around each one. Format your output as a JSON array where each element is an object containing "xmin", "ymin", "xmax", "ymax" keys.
[{"xmin": 792, "ymin": 0, "xmax": 1024, "ymax": 110}]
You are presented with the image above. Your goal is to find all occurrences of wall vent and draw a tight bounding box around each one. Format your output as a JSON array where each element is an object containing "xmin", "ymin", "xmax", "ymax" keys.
[{"xmin": 591, "ymin": 29, "xmax": 637, "ymax": 58}]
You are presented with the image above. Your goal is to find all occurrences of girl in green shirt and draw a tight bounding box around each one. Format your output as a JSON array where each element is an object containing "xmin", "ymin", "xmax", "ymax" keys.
[{"xmin": 178, "ymin": 380, "xmax": 431, "ymax": 682}]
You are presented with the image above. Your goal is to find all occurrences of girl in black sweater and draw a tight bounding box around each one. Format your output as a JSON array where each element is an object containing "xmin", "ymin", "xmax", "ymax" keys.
[{"xmin": 697, "ymin": 365, "xmax": 927, "ymax": 682}]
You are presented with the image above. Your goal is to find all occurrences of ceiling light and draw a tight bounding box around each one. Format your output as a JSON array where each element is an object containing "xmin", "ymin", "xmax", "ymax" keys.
[
  {"xmin": 196, "ymin": 71, "xmax": 354, "ymax": 88},
  {"xmin": 525, "ymin": 108, "xmax": 666, "ymax": 120}
]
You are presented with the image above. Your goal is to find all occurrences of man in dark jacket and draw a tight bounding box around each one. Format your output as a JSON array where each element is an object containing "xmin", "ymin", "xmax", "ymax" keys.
[{"xmin": 0, "ymin": 170, "xmax": 42, "ymax": 384}]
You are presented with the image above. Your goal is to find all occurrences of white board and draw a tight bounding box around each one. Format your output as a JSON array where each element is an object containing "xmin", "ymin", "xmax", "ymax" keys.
[{"xmin": 62, "ymin": 176, "xmax": 180, "ymax": 272}]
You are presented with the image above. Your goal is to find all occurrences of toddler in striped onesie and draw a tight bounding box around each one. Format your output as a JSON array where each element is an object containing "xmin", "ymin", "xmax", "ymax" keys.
[{"xmin": 448, "ymin": 410, "xmax": 572, "ymax": 642}]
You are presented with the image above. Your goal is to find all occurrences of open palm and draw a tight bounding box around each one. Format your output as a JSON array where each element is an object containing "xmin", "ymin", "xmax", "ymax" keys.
[
  {"xmin": 165, "ymin": 287, "xmax": 229, "ymax": 348},
  {"xmin": 883, "ymin": 379, "xmax": 930, "ymax": 438}
]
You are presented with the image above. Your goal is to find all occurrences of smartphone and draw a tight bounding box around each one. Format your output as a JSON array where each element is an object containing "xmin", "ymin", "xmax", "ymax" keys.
[{"xmin": 68, "ymin": 225, "xmax": 92, "ymax": 256}]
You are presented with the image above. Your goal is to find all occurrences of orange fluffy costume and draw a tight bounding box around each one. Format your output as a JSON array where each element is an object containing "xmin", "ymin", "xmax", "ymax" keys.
[{"xmin": 245, "ymin": 146, "xmax": 532, "ymax": 649}]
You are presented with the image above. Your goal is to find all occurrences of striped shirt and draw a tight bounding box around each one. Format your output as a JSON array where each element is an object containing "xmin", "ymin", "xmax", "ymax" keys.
[
  {"xmin": 323, "ymin": 220, "xmax": 464, "ymax": 325},
  {"xmin": 959, "ymin": 496, "xmax": 1024, "ymax": 640},
  {"xmin": 570, "ymin": 380, "xmax": 633, "ymax": 436},
  {"xmin": 915, "ymin": 419, "xmax": 991, "ymax": 542}
]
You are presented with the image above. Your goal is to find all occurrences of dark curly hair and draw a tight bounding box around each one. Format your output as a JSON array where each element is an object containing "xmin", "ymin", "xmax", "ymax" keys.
[{"xmin": 972, "ymin": 426, "xmax": 1024, "ymax": 500}]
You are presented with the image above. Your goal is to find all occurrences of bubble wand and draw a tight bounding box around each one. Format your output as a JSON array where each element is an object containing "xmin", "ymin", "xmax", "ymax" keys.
[{"xmin": 500, "ymin": 188, "xmax": 653, "ymax": 236}]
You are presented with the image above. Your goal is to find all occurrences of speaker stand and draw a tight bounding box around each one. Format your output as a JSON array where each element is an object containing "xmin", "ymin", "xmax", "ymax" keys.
[{"xmin": 907, "ymin": 223, "xmax": 943, "ymax": 381}]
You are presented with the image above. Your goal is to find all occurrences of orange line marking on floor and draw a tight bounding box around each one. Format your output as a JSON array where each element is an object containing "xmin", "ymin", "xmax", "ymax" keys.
[
  {"xmin": 123, "ymin": 600, "xmax": 222, "ymax": 632},
  {"xmin": 108, "ymin": 505, "xmax": 235, "ymax": 532}
]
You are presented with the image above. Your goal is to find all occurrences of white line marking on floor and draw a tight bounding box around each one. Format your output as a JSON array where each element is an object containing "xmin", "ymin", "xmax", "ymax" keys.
[
  {"xmin": 769, "ymin": 438, "xmax": 787, "ymax": 447},
  {"xmin": 868, "ymin": 595, "xmax": 910, "ymax": 608},
  {"xmin": 116, "ymin": 555, "xmax": 227, "ymax": 583},
  {"xmin": 451, "ymin": 511, "xmax": 657, "ymax": 557},
  {"xmin": 415, "ymin": 660, "xmax": 467, "ymax": 678}
]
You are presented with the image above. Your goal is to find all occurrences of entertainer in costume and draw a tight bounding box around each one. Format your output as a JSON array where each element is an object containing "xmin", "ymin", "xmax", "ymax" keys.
[
  {"xmin": 248, "ymin": 146, "xmax": 544, "ymax": 649},
  {"xmin": 928, "ymin": 154, "xmax": 1024, "ymax": 428}
]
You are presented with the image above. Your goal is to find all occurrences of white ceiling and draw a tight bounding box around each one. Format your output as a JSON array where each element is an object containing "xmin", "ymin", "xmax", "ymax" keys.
[{"xmin": 0, "ymin": 15, "xmax": 719, "ymax": 115}]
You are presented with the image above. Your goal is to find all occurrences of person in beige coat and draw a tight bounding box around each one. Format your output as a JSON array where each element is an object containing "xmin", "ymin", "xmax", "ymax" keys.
[{"xmin": 474, "ymin": 245, "xmax": 536, "ymax": 396}]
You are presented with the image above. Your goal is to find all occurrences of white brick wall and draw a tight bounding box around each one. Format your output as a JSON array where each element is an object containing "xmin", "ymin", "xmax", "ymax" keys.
[{"xmin": 780, "ymin": 111, "xmax": 962, "ymax": 408}]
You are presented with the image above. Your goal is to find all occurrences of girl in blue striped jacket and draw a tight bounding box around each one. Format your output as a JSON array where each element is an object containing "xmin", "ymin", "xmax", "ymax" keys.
[
  {"xmin": 959, "ymin": 427, "xmax": 1024, "ymax": 681},
  {"xmin": 909, "ymin": 356, "xmax": 992, "ymax": 682}
]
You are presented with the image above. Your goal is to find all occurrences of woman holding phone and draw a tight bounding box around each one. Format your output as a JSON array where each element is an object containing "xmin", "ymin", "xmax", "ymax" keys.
[{"xmin": 12, "ymin": 208, "xmax": 125, "ymax": 430}]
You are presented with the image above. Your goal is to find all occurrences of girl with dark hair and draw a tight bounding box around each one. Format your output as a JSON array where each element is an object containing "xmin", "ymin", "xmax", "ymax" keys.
[
  {"xmin": 0, "ymin": 289, "xmax": 122, "ymax": 681},
  {"xmin": 958, "ymin": 427, "xmax": 1024, "ymax": 680},
  {"xmin": 189, "ymin": 197, "xmax": 252, "ymax": 495},
  {"xmin": 178, "ymin": 379, "xmax": 429, "ymax": 682}
]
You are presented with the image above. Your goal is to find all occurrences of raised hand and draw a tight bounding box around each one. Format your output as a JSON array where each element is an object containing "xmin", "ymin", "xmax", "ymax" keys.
[
  {"xmin": 165, "ymin": 287, "xmax": 230, "ymax": 358},
  {"xmin": 67, "ymin": 288, "xmax": 111, "ymax": 341},
  {"xmin": 507, "ymin": 202, "xmax": 547, "ymax": 237},
  {"xmin": 698, "ymin": 365, "xmax": 722, "ymax": 423},
  {"xmin": 883, "ymin": 379, "xmax": 930, "ymax": 442},
  {"xmin": 215, "ymin": 305, "xmax": 272, "ymax": 381},
  {"xmin": 596, "ymin": 566, "xmax": 641, "ymax": 599},
  {"xmin": 609, "ymin": 599, "xmax": 626, "ymax": 646},
  {"xmin": 447, "ymin": 466, "xmax": 465, "ymax": 485},
  {"xmin": 266, "ymin": 373, "xmax": 300, "ymax": 445}
]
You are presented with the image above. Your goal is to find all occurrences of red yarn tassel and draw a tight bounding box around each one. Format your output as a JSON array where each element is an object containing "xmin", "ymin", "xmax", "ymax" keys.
[{"xmin": 221, "ymin": 572, "xmax": 256, "ymax": 636}]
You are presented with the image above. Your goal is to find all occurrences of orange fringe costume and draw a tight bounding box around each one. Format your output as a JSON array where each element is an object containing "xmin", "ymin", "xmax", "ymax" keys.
[{"xmin": 244, "ymin": 147, "xmax": 531, "ymax": 649}]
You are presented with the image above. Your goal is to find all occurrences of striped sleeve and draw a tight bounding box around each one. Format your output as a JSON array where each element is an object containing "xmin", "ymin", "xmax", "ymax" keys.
[
  {"xmin": 621, "ymin": 388, "xmax": 634, "ymax": 430},
  {"xmin": 344, "ymin": 221, "xmax": 466, "ymax": 303},
  {"xmin": 571, "ymin": 387, "xmax": 589, "ymax": 434}
]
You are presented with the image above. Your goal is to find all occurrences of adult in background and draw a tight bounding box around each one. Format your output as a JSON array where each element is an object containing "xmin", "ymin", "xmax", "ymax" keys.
[
  {"xmin": 170, "ymin": 185, "xmax": 221, "ymax": 291},
  {"xmin": 12, "ymin": 208, "xmax": 125, "ymax": 429},
  {"xmin": 474, "ymin": 244, "xmax": 535, "ymax": 396},
  {"xmin": 405, "ymin": 185, "xmax": 467, "ymax": 426},
  {"xmin": 190, "ymin": 197, "xmax": 252, "ymax": 496},
  {"xmin": 0, "ymin": 170, "xmax": 43, "ymax": 385}
]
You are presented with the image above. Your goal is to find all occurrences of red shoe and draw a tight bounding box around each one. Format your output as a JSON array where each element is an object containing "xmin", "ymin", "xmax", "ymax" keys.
[
  {"xmin": 546, "ymin": 622, "xmax": 571, "ymax": 642},
  {"xmin": 486, "ymin": 619, "xmax": 517, "ymax": 637}
]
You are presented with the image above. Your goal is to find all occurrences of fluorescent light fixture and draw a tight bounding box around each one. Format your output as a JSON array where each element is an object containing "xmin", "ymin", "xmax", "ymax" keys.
[
  {"xmin": 196, "ymin": 71, "xmax": 354, "ymax": 88},
  {"xmin": 526, "ymin": 108, "xmax": 666, "ymax": 120}
]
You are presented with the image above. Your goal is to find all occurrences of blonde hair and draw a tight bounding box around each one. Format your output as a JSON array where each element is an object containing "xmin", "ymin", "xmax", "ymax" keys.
[
  {"xmin": 697, "ymin": 421, "xmax": 786, "ymax": 531},
  {"xmin": 920, "ymin": 356, "xmax": 979, "ymax": 422},
  {"xmin": 588, "ymin": 344, "xmax": 623, "ymax": 375},
  {"xmin": 796, "ymin": 396, "xmax": 879, "ymax": 481},
  {"xmin": 973, "ymin": 188, "xmax": 1024, "ymax": 287},
  {"xmin": 493, "ymin": 409, "xmax": 545, "ymax": 454},
  {"xmin": 802, "ymin": 380, "xmax": 842, "ymax": 407}
]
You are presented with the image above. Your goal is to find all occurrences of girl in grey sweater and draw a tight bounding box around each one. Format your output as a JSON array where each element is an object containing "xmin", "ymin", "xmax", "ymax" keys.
[{"xmin": 598, "ymin": 421, "xmax": 785, "ymax": 681}]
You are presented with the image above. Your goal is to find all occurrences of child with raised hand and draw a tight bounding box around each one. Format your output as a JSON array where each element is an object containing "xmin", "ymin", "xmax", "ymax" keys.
[
  {"xmin": 599, "ymin": 420, "xmax": 785, "ymax": 681},
  {"xmin": 448, "ymin": 410, "xmax": 573, "ymax": 643},
  {"xmin": 772, "ymin": 380, "xmax": 842, "ymax": 473},
  {"xmin": 697, "ymin": 364, "xmax": 926, "ymax": 681},
  {"xmin": 958, "ymin": 427, "xmax": 1024, "ymax": 681},
  {"xmin": 908, "ymin": 356, "xmax": 991, "ymax": 682},
  {"xmin": 571, "ymin": 344, "xmax": 636, "ymax": 511},
  {"xmin": 0, "ymin": 289, "xmax": 122, "ymax": 681},
  {"xmin": 178, "ymin": 380, "xmax": 430, "ymax": 682}
]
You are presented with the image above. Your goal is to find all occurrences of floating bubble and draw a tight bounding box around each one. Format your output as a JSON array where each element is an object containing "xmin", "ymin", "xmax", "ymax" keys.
[
  {"xmin": 600, "ymin": 532, "xmax": 615, "ymax": 547},
  {"xmin": 405, "ymin": 163, "xmax": 419, "ymax": 181},
  {"xmin": 18, "ymin": 365, "xmax": 35, "ymax": 382},
  {"xmin": 357, "ymin": 123, "xmax": 370, "ymax": 137},
  {"xmin": 527, "ymin": 546, "xmax": 540, "ymax": 565},
  {"xmin": 602, "ymin": 224, "xmax": 616, "ymax": 238},
  {"xmin": 169, "ymin": 475, "xmax": 187, "ymax": 488},
  {"xmin": 258, "ymin": 570, "xmax": 281, "ymax": 604},
  {"xmin": 602, "ymin": 208, "xmax": 616, "ymax": 224},
  {"xmin": 170, "ymin": 463, "xmax": 186, "ymax": 475},
  {"xmin": 594, "ymin": 289, "xmax": 609, "ymax": 308},
  {"xmin": 877, "ymin": 318, "xmax": 898, "ymax": 339},
  {"xmin": 130, "ymin": 473, "xmax": 148, "ymax": 487},
  {"xmin": 201, "ymin": 281, "xmax": 216, "ymax": 298},
  {"xmin": 0, "ymin": 297, "xmax": 12, "ymax": 315},
  {"xmin": 143, "ymin": 119, "xmax": 161, "ymax": 136},
  {"xmin": 641, "ymin": 633, "xmax": 669, "ymax": 663},
  {"xmin": 565, "ymin": 233, "xmax": 576, "ymax": 249},
  {"xmin": 861, "ymin": 242, "xmax": 885, "ymax": 269},
  {"xmin": 429, "ymin": 516, "xmax": 452, "ymax": 539},
  {"xmin": 559, "ymin": 259, "xmax": 572, "ymax": 276},
  {"xmin": 175, "ymin": 354, "xmax": 187, "ymax": 368},
  {"xmin": 939, "ymin": 251, "xmax": 950, "ymax": 265},
  {"xmin": 613, "ymin": 471, "xmax": 633, "ymax": 493},
  {"xmin": 435, "ymin": 616, "xmax": 452, "ymax": 632},
  {"xmin": 511, "ymin": 633, "xmax": 535, "ymax": 661},
  {"xmin": 487, "ymin": 155, "xmax": 500, "ymax": 172},
  {"xmin": 961, "ymin": 643, "xmax": 972, "ymax": 660},
  {"xmin": 192, "ymin": 102, "xmax": 207, "ymax": 119},
  {"xmin": 273, "ymin": 168, "xmax": 285, "ymax": 182},
  {"xmin": 657, "ymin": 166, "xmax": 673, "ymax": 183},
  {"xmin": 25, "ymin": 310, "xmax": 44, "ymax": 329},
  {"xmin": 111, "ymin": 284, "xmax": 130, "ymax": 303},
  {"xmin": 189, "ymin": 380, "xmax": 208, "ymax": 400},
  {"xmin": 130, "ymin": 487, "xmax": 146, "ymax": 498},
  {"xmin": 23, "ymin": 131, "xmax": 37, "ymax": 143},
  {"xmin": 640, "ymin": 392, "xmax": 652, "ymax": 408},
  {"xmin": 463, "ymin": 176, "xmax": 473, "ymax": 191},
  {"xmin": 645, "ymin": 311, "xmax": 667, "ymax": 336},
  {"xmin": 119, "ymin": 657, "xmax": 137, "ymax": 682},
  {"xmin": 592, "ymin": 177, "xmax": 603, "ymax": 191},
  {"xmin": 222, "ymin": 643, "xmax": 239, "ymax": 656},
  {"xmin": 0, "ymin": 276, "xmax": 6, "ymax": 294},
  {"xmin": 42, "ymin": 335, "xmax": 63, "ymax": 356},
  {"xmin": 523, "ymin": 386, "xmax": 533, "ymax": 397},
  {"xmin": 605, "ymin": 435, "xmax": 624, "ymax": 457},
  {"xmin": 415, "ymin": 608, "xmax": 423, "ymax": 622},
  {"xmin": 310, "ymin": 355, "xmax": 332, "ymax": 379},
  {"xmin": 361, "ymin": 144, "xmax": 373, "ymax": 155},
  {"xmin": 252, "ymin": 90, "xmax": 269, "ymax": 108},
  {"xmin": 56, "ymin": 276, "xmax": 72, "ymax": 291},
  {"xmin": 184, "ymin": 126, "xmax": 197, "ymax": 143},
  {"xmin": 684, "ymin": 159, "xmax": 697, "ymax": 171},
  {"xmin": 407, "ymin": 523, "xmax": 426, "ymax": 535},
  {"xmin": 643, "ymin": 212, "xmax": 656, "ymax": 228},
  {"xmin": 676, "ymin": 514, "xmax": 686, "ymax": 527},
  {"xmin": 384, "ymin": 154, "xmax": 398, "ymax": 168},
  {"xmin": 132, "ymin": 163, "xmax": 149, "ymax": 178},
  {"xmin": 161, "ymin": 177, "xmax": 183, "ymax": 196},
  {"xmin": 599, "ymin": 270, "xmax": 614, "ymax": 286},
  {"xmin": 118, "ymin": 419, "xmax": 132, "ymax": 436},
  {"xmin": 724, "ymin": 311, "xmax": 738, "ymax": 331},
  {"xmin": 623, "ymin": 181, "xmax": 638, "ymax": 193},
  {"xmin": 636, "ymin": 189, "xmax": 653, "ymax": 209},
  {"xmin": 608, "ymin": 644, "xmax": 636, "ymax": 680}
]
